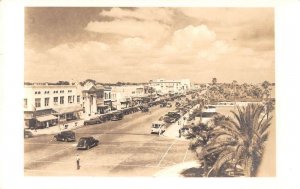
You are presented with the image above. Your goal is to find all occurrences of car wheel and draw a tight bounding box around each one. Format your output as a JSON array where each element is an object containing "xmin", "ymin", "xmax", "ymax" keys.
[
  {"xmin": 84, "ymin": 122, "xmax": 88, "ymax": 126},
  {"xmin": 86, "ymin": 145, "xmax": 90, "ymax": 150}
]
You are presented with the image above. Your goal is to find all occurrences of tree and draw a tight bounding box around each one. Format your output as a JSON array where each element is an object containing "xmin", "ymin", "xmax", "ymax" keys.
[
  {"xmin": 212, "ymin": 78, "xmax": 217, "ymax": 85},
  {"xmin": 194, "ymin": 104, "xmax": 272, "ymax": 177},
  {"xmin": 261, "ymin": 81, "xmax": 271, "ymax": 99},
  {"xmin": 80, "ymin": 79, "xmax": 96, "ymax": 86}
]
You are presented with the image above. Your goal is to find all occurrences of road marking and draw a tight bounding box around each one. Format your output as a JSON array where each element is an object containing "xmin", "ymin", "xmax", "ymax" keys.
[
  {"xmin": 156, "ymin": 140, "xmax": 177, "ymax": 167},
  {"xmin": 182, "ymin": 148, "xmax": 189, "ymax": 163}
]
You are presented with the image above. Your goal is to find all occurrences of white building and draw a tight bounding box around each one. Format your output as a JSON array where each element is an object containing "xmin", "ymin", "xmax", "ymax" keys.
[
  {"xmin": 111, "ymin": 85, "xmax": 146, "ymax": 110},
  {"xmin": 149, "ymin": 79, "xmax": 191, "ymax": 95},
  {"xmin": 24, "ymin": 83, "xmax": 83, "ymax": 128}
]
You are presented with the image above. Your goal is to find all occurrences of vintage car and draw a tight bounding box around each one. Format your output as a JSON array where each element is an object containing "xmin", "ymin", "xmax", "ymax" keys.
[
  {"xmin": 24, "ymin": 130, "xmax": 33, "ymax": 138},
  {"xmin": 84, "ymin": 117, "xmax": 103, "ymax": 125},
  {"xmin": 111, "ymin": 111, "xmax": 124, "ymax": 121},
  {"xmin": 77, "ymin": 137, "xmax": 99, "ymax": 150},
  {"xmin": 151, "ymin": 121, "xmax": 166, "ymax": 135},
  {"xmin": 54, "ymin": 131, "xmax": 76, "ymax": 142}
]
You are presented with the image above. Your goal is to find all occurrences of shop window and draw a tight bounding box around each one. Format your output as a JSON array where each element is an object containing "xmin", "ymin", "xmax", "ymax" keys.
[{"xmin": 77, "ymin": 95, "xmax": 80, "ymax": 103}]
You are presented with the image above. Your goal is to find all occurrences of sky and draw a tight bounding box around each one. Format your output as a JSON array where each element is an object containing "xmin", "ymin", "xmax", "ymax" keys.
[{"xmin": 25, "ymin": 7, "xmax": 274, "ymax": 84}]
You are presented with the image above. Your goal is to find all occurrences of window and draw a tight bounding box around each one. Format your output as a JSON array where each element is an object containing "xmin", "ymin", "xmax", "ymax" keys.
[
  {"xmin": 53, "ymin": 97, "xmax": 58, "ymax": 105},
  {"xmin": 35, "ymin": 98, "xmax": 41, "ymax": 108},
  {"xmin": 68, "ymin": 90, "xmax": 72, "ymax": 93},
  {"xmin": 77, "ymin": 95, "xmax": 80, "ymax": 103},
  {"xmin": 60, "ymin": 96, "xmax": 64, "ymax": 104},
  {"xmin": 68, "ymin": 96, "xmax": 72, "ymax": 103},
  {"xmin": 60, "ymin": 90, "xmax": 64, "ymax": 93},
  {"xmin": 44, "ymin": 98, "xmax": 49, "ymax": 106},
  {"xmin": 24, "ymin": 99, "xmax": 27, "ymax": 108}
]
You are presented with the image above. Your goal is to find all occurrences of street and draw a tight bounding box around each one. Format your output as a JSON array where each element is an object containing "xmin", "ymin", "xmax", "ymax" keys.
[{"xmin": 24, "ymin": 104, "xmax": 197, "ymax": 176}]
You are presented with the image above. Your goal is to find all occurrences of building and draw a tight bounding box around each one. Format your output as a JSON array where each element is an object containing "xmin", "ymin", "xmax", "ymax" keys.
[
  {"xmin": 78, "ymin": 82, "xmax": 98, "ymax": 118},
  {"xmin": 24, "ymin": 83, "xmax": 83, "ymax": 129},
  {"xmin": 111, "ymin": 85, "xmax": 146, "ymax": 110},
  {"xmin": 149, "ymin": 79, "xmax": 191, "ymax": 95}
]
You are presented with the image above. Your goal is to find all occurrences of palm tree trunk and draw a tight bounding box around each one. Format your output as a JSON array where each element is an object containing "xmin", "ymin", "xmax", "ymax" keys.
[{"xmin": 244, "ymin": 156, "xmax": 254, "ymax": 177}]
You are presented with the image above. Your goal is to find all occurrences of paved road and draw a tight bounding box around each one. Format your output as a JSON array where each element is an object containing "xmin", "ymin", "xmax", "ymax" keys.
[{"xmin": 24, "ymin": 104, "xmax": 197, "ymax": 176}]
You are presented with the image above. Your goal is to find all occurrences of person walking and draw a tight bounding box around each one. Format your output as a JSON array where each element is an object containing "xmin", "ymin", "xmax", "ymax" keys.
[
  {"xmin": 76, "ymin": 154, "xmax": 80, "ymax": 170},
  {"xmin": 179, "ymin": 129, "xmax": 182, "ymax": 138}
]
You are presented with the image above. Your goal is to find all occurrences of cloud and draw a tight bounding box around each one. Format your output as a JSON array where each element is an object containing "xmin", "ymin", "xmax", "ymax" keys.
[
  {"xmin": 171, "ymin": 25, "xmax": 216, "ymax": 49},
  {"xmin": 100, "ymin": 8, "xmax": 175, "ymax": 24},
  {"xmin": 161, "ymin": 25, "xmax": 234, "ymax": 62},
  {"xmin": 180, "ymin": 8, "xmax": 274, "ymax": 51},
  {"xmin": 25, "ymin": 8, "xmax": 274, "ymax": 83},
  {"xmin": 85, "ymin": 19, "xmax": 171, "ymax": 42}
]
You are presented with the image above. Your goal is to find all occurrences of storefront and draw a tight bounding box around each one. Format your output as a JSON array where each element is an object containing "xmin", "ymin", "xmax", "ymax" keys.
[
  {"xmin": 35, "ymin": 114, "xmax": 58, "ymax": 128},
  {"xmin": 24, "ymin": 109, "xmax": 56, "ymax": 129},
  {"xmin": 97, "ymin": 105, "xmax": 110, "ymax": 114},
  {"xmin": 53, "ymin": 105, "xmax": 83, "ymax": 124}
]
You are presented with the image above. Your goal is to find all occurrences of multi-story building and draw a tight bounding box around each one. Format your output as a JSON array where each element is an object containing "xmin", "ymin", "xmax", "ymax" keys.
[
  {"xmin": 111, "ymin": 85, "xmax": 146, "ymax": 110},
  {"xmin": 24, "ymin": 83, "xmax": 83, "ymax": 128},
  {"xmin": 149, "ymin": 79, "xmax": 191, "ymax": 95}
]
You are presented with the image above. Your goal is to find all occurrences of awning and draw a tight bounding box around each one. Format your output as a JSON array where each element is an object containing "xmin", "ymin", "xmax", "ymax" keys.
[
  {"xmin": 36, "ymin": 114, "xmax": 57, "ymax": 122},
  {"xmin": 97, "ymin": 105, "xmax": 108, "ymax": 108},
  {"xmin": 53, "ymin": 105, "xmax": 83, "ymax": 114}
]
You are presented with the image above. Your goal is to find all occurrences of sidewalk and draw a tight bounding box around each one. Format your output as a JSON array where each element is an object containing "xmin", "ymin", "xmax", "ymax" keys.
[
  {"xmin": 28, "ymin": 119, "xmax": 84, "ymax": 136},
  {"xmin": 154, "ymin": 161, "xmax": 201, "ymax": 177},
  {"xmin": 163, "ymin": 104, "xmax": 200, "ymax": 140}
]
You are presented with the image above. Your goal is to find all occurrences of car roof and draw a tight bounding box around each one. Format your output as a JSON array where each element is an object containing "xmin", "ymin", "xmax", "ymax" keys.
[
  {"xmin": 61, "ymin": 131, "xmax": 74, "ymax": 134},
  {"xmin": 152, "ymin": 121, "xmax": 165, "ymax": 124},
  {"xmin": 79, "ymin": 136, "xmax": 94, "ymax": 139}
]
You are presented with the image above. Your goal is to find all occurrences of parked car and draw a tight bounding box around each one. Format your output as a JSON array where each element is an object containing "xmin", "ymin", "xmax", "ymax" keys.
[
  {"xmin": 99, "ymin": 113, "xmax": 113, "ymax": 122},
  {"xmin": 167, "ymin": 111, "xmax": 181, "ymax": 120},
  {"xmin": 151, "ymin": 121, "xmax": 166, "ymax": 135},
  {"xmin": 84, "ymin": 117, "xmax": 103, "ymax": 125},
  {"xmin": 200, "ymin": 112, "xmax": 218, "ymax": 125},
  {"xmin": 180, "ymin": 127, "xmax": 191, "ymax": 137},
  {"xmin": 24, "ymin": 130, "xmax": 33, "ymax": 138},
  {"xmin": 160, "ymin": 102, "xmax": 167, "ymax": 107},
  {"xmin": 163, "ymin": 116, "xmax": 177, "ymax": 123},
  {"xmin": 141, "ymin": 106, "xmax": 149, "ymax": 112},
  {"xmin": 77, "ymin": 137, "xmax": 99, "ymax": 150},
  {"xmin": 54, "ymin": 131, "xmax": 76, "ymax": 142},
  {"xmin": 111, "ymin": 111, "xmax": 124, "ymax": 121}
]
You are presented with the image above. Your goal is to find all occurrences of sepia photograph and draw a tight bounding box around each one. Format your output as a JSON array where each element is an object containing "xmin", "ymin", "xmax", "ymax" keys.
[{"xmin": 23, "ymin": 7, "xmax": 276, "ymax": 177}]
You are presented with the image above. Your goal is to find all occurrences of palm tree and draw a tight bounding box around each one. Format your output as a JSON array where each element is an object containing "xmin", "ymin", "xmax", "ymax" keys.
[
  {"xmin": 212, "ymin": 78, "xmax": 217, "ymax": 85},
  {"xmin": 195, "ymin": 103, "xmax": 272, "ymax": 177},
  {"xmin": 261, "ymin": 81, "xmax": 271, "ymax": 99}
]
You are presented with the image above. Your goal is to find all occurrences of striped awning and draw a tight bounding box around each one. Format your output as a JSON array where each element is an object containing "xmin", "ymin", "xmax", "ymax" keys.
[{"xmin": 36, "ymin": 115, "xmax": 57, "ymax": 122}]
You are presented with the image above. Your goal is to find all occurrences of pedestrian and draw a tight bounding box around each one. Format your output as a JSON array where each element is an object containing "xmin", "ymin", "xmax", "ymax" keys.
[
  {"xmin": 179, "ymin": 129, "xmax": 182, "ymax": 138},
  {"xmin": 76, "ymin": 154, "xmax": 80, "ymax": 170}
]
